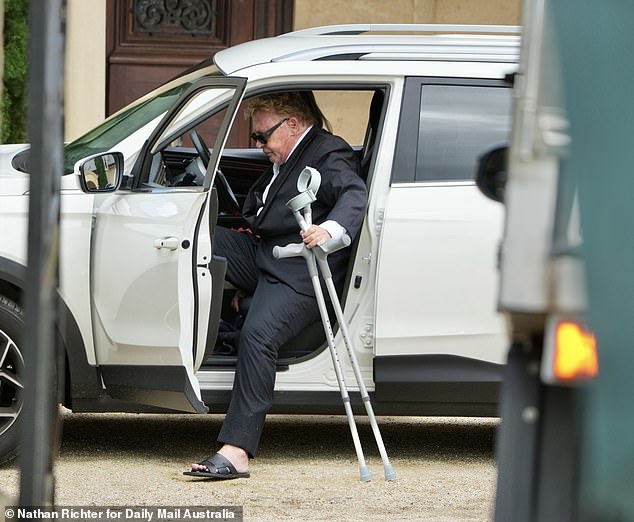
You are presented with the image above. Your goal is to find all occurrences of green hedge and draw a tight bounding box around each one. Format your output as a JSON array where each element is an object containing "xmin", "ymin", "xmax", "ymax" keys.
[{"xmin": 1, "ymin": 0, "xmax": 28, "ymax": 144}]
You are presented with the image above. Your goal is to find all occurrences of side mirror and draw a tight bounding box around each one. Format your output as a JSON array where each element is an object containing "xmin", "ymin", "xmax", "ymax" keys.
[
  {"xmin": 475, "ymin": 145, "xmax": 507, "ymax": 203},
  {"xmin": 77, "ymin": 152, "xmax": 124, "ymax": 193}
]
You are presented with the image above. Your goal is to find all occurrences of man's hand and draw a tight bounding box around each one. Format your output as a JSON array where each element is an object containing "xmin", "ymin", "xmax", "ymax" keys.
[
  {"xmin": 301, "ymin": 224, "xmax": 332, "ymax": 249},
  {"xmin": 231, "ymin": 289, "xmax": 246, "ymax": 313}
]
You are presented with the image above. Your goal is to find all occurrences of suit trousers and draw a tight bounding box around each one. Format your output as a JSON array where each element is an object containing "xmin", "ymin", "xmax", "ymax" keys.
[{"xmin": 214, "ymin": 226, "xmax": 321, "ymax": 457}]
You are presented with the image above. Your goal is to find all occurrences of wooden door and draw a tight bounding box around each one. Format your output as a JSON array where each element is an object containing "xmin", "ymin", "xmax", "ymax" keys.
[{"xmin": 106, "ymin": 1, "xmax": 293, "ymax": 119}]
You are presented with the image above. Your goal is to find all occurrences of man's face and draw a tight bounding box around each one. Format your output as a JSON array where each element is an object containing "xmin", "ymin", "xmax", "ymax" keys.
[{"xmin": 251, "ymin": 110, "xmax": 295, "ymax": 165}]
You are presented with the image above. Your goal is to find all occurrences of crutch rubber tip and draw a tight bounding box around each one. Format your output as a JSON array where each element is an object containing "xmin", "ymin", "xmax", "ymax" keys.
[
  {"xmin": 359, "ymin": 466, "xmax": 372, "ymax": 482},
  {"xmin": 384, "ymin": 464, "xmax": 396, "ymax": 481}
]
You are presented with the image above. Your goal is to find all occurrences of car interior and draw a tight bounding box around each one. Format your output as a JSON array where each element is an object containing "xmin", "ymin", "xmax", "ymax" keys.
[{"xmin": 185, "ymin": 88, "xmax": 386, "ymax": 371}]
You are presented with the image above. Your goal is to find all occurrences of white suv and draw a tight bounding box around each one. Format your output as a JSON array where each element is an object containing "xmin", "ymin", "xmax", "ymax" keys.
[{"xmin": 0, "ymin": 24, "xmax": 519, "ymax": 463}]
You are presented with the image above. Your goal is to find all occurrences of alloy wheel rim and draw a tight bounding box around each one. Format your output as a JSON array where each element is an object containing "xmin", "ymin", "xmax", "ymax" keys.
[{"xmin": 0, "ymin": 328, "xmax": 24, "ymax": 437}]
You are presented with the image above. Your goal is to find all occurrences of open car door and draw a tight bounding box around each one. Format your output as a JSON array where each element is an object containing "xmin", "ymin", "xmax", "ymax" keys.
[{"xmin": 88, "ymin": 77, "xmax": 247, "ymax": 412}]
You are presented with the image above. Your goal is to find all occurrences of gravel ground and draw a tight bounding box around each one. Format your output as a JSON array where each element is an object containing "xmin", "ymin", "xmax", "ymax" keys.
[{"xmin": 0, "ymin": 409, "xmax": 498, "ymax": 521}]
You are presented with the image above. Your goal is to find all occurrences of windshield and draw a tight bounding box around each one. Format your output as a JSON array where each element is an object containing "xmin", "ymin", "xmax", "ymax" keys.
[{"xmin": 63, "ymin": 84, "xmax": 193, "ymax": 173}]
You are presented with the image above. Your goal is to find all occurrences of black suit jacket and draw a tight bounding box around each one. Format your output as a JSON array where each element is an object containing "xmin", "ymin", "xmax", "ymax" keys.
[{"xmin": 243, "ymin": 127, "xmax": 367, "ymax": 296}]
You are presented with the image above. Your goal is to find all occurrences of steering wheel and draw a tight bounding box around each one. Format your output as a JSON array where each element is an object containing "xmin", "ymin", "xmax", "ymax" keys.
[{"xmin": 189, "ymin": 129, "xmax": 241, "ymax": 214}]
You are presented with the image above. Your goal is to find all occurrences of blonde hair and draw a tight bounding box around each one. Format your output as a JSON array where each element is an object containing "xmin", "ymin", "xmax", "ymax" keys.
[{"xmin": 244, "ymin": 91, "xmax": 332, "ymax": 132}]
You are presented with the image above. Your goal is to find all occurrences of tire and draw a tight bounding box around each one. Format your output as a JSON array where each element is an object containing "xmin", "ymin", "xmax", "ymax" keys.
[{"xmin": 0, "ymin": 296, "xmax": 24, "ymax": 466}]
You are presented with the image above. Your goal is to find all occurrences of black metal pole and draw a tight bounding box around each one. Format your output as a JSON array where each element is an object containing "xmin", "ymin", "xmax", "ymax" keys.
[
  {"xmin": 19, "ymin": 0, "xmax": 66, "ymax": 507},
  {"xmin": 494, "ymin": 342, "xmax": 542, "ymax": 522}
]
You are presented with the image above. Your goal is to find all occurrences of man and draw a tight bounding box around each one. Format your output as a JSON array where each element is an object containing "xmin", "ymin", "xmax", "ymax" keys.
[{"xmin": 185, "ymin": 92, "xmax": 367, "ymax": 480}]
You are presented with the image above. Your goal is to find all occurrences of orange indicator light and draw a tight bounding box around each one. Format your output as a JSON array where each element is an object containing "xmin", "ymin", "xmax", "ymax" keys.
[{"xmin": 554, "ymin": 321, "xmax": 598, "ymax": 381}]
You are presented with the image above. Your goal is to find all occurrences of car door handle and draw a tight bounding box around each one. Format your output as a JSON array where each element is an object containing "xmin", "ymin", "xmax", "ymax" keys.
[{"xmin": 153, "ymin": 237, "xmax": 180, "ymax": 251}]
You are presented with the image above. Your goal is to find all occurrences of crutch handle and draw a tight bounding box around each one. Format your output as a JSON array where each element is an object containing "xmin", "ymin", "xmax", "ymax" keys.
[
  {"xmin": 273, "ymin": 234, "xmax": 351, "ymax": 261},
  {"xmin": 273, "ymin": 242, "xmax": 319, "ymax": 277},
  {"xmin": 319, "ymin": 233, "xmax": 351, "ymax": 255},
  {"xmin": 272, "ymin": 242, "xmax": 306, "ymax": 260}
]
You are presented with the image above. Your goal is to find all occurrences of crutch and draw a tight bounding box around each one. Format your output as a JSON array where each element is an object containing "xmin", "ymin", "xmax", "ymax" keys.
[{"xmin": 273, "ymin": 167, "xmax": 396, "ymax": 482}]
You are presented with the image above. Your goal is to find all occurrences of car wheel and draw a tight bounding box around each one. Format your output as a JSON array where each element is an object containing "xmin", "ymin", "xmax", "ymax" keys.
[{"xmin": 0, "ymin": 295, "xmax": 24, "ymax": 466}]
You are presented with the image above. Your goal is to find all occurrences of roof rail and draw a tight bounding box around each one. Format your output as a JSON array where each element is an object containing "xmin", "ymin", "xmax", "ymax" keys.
[{"xmin": 285, "ymin": 24, "xmax": 521, "ymax": 37}]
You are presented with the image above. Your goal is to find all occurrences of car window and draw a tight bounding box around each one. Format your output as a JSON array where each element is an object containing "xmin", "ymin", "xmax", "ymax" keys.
[
  {"xmin": 416, "ymin": 85, "xmax": 511, "ymax": 182},
  {"xmin": 139, "ymin": 77, "xmax": 247, "ymax": 190},
  {"xmin": 145, "ymin": 107, "xmax": 228, "ymax": 188},
  {"xmin": 392, "ymin": 80, "xmax": 512, "ymax": 184}
]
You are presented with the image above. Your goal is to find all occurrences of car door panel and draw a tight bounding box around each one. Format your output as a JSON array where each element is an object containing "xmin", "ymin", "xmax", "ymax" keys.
[
  {"xmin": 89, "ymin": 77, "xmax": 247, "ymax": 412},
  {"xmin": 90, "ymin": 190, "xmax": 211, "ymax": 408},
  {"xmin": 375, "ymin": 183, "xmax": 507, "ymax": 363}
]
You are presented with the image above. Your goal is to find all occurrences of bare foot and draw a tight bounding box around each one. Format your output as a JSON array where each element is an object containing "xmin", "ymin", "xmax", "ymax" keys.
[{"xmin": 190, "ymin": 444, "xmax": 249, "ymax": 473}]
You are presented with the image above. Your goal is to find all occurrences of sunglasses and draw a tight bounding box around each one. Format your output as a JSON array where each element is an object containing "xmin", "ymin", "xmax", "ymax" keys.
[{"xmin": 250, "ymin": 118, "xmax": 289, "ymax": 145}]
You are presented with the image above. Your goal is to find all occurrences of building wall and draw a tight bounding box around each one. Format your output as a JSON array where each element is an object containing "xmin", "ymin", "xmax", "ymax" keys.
[
  {"xmin": 65, "ymin": 0, "xmax": 106, "ymax": 141},
  {"xmin": 294, "ymin": 0, "xmax": 521, "ymax": 27}
]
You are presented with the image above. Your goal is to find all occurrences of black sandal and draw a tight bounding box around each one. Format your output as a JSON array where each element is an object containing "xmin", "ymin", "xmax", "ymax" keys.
[{"xmin": 183, "ymin": 453, "xmax": 250, "ymax": 480}]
